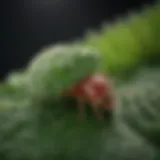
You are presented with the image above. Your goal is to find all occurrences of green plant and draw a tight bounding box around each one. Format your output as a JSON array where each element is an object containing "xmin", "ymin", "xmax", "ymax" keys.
[{"xmin": 0, "ymin": 2, "xmax": 160, "ymax": 160}]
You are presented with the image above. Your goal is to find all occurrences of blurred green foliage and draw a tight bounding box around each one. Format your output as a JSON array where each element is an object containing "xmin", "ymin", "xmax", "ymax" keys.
[
  {"xmin": 0, "ymin": 2, "xmax": 160, "ymax": 160},
  {"xmin": 81, "ymin": 2, "xmax": 160, "ymax": 77}
]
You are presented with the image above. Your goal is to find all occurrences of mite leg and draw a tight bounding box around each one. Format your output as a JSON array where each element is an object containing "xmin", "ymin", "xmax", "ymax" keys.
[
  {"xmin": 91, "ymin": 100, "xmax": 104, "ymax": 121},
  {"xmin": 77, "ymin": 98, "xmax": 86, "ymax": 120},
  {"xmin": 103, "ymin": 91, "xmax": 115, "ymax": 110}
]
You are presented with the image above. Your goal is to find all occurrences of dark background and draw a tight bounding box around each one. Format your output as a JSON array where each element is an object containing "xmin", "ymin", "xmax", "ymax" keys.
[{"xmin": 2, "ymin": 0, "xmax": 155, "ymax": 80}]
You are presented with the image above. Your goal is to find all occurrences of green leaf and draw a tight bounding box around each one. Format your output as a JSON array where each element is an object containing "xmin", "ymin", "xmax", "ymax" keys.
[
  {"xmin": 116, "ymin": 68, "xmax": 160, "ymax": 149},
  {"xmin": 25, "ymin": 44, "xmax": 101, "ymax": 100}
]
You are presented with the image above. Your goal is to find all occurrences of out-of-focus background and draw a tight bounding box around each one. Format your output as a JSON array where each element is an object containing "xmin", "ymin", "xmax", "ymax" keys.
[{"xmin": 2, "ymin": 0, "xmax": 155, "ymax": 80}]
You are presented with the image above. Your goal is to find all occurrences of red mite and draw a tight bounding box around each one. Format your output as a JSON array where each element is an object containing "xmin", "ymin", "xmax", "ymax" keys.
[{"xmin": 63, "ymin": 73, "xmax": 115, "ymax": 121}]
